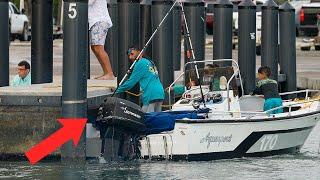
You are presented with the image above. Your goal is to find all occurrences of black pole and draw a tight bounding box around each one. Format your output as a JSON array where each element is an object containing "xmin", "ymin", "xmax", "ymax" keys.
[
  {"xmin": 279, "ymin": 2, "xmax": 296, "ymax": 98},
  {"xmin": 238, "ymin": 0, "xmax": 256, "ymax": 94},
  {"xmin": 31, "ymin": 0, "xmax": 53, "ymax": 84},
  {"xmin": 261, "ymin": 0, "xmax": 278, "ymax": 81},
  {"xmin": 152, "ymin": 0, "xmax": 174, "ymax": 90},
  {"xmin": 0, "ymin": 0, "xmax": 9, "ymax": 87},
  {"xmin": 213, "ymin": 0, "xmax": 233, "ymax": 67},
  {"xmin": 184, "ymin": 0, "xmax": 205, "ymax": 69},
  {"xmin": 140, "ymin": 0, "xmax": 152, "ymax": 58},
  {"xmin": 87, "ymin": 26, "xmax": 90, "ymax": 79},
  {"xmin": 173, "ymin": 3, "xmax": 181, "ymax": 71},
  {"xmin": 61, "ymin": 0, "xmax": 88, "ymax": 160},
  {"xmin": 105, "ymin": 0, "xmax": 118, "ymax": 75},
  {"xmin": 118, "ymin": 0, "xmax": 140, "ymax": 104}
]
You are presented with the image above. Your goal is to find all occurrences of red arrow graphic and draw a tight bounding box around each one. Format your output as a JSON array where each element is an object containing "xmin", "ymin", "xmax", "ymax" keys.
[{"xmin": 25, "ymin": 118, "xmax": 87, "ymax": 165}]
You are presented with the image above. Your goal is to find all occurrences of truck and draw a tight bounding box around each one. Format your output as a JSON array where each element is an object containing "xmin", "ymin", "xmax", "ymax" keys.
[
  {"xmin": 292, "ymin": 0, "xmax": 320, "ymax": 36},
  {"xmin": 9, "ymin": 2, "xmax": 30, "ymax": 41}
]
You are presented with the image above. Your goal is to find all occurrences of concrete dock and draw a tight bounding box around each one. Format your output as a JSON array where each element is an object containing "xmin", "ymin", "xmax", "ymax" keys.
[
  {"xmin": 8, "ymin": 38, "xmax": 320, "ymax": 90},
  {"xmin": 0, "ymin": 79, "xmax": 116, "ymax": 160}
]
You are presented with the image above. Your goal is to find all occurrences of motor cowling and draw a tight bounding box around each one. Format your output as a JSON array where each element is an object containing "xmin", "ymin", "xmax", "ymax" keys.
[{"xmin": 95, "ymin": 97, "xmax": 146, "ymax": 136}]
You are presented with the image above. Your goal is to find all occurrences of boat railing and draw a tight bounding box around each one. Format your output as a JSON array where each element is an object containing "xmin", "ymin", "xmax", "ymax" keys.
[
  {"xmin": 264, "ymin": 98, "xmax": 320, "ymax": 116},
  {"xmin": 279, "ymin": 89, "xmax": 320, "ymax": 101},
  {"xmin": 209, "ymin": 98, "xmax": 320, "ymax": 119},
  {"xmin": 168, "ymin": 59, "xmax": 244, "ymax": 110}
]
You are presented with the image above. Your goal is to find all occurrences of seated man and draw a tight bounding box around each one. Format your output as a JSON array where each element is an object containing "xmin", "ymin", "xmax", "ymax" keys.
[{"xmin": 11, "ymin": 60, "xmax": 31, "ymax": 87}]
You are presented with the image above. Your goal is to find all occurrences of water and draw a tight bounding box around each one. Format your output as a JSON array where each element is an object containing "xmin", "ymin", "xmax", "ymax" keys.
[{"xmin": 1, "ymin": 124, "xmax": 320, "ymax": 180}]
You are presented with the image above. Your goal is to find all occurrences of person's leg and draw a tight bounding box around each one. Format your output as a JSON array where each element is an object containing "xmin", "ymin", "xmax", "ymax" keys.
[
  {"xmin": 263, "ymin": 99, "xmax": 273, "ymax": 114},
  {"xmin": 91, "ymin": 45, "xmax": 114, "ymax": 79},
  {"xmin": 90, "ymin": 21, "xmax": 115, "ymax": 80},
  {"xmin": 274, "ymin": 98, "xmax": 283, "ymax": 114},
  {"xmin": 142, "ymin": 105, "xmax": 148, "ymax": 113},
  {"xmin": 154, "ymin": 101, "xmax": 163, "ymax": 112},
  {"xmin": 146, "ymin": 103, "xmax": 156, "ymax": 113}
]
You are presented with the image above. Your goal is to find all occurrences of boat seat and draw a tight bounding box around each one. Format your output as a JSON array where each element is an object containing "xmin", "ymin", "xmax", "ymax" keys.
[{"xmin": 239, "ymin": 95, "xmax": 265, "ymax": 112}]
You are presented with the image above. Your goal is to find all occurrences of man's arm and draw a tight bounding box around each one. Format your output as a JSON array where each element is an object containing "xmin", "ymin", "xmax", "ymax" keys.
[
  {"xmin": 116, "ymin": 63, "xmax": 145, "ymax": 93},
  {"xmin": 252, "ymin": 86, "xmax": 262, "ymax": 95}
]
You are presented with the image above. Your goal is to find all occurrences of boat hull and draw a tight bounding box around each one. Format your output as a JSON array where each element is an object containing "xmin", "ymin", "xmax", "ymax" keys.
[{"xmin": 139, "ymin": 111, "xmax": 320, "ymax": 161}]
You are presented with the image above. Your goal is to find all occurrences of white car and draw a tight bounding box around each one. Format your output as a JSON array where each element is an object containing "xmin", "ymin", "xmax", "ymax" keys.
[{"xmin": 9, "ymin": 2, "xmax": 29, "ymax": 41}]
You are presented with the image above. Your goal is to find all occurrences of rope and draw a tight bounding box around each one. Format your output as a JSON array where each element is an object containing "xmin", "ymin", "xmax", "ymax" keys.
[{"xmin": 125, "ymin": 91, "xmax": 142, "ymax": 97}]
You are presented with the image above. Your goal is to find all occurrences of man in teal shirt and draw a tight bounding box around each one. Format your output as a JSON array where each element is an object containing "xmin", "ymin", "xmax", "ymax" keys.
[
  {"xmin": 116, "ymin": 47, "xmax": 165, "ymax": 112},
  {"xmin": 11, "ymin": 61, "xmax": 31, "ymax": 87}
]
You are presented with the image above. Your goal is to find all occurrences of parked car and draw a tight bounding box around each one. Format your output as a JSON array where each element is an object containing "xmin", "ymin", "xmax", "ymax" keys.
[
  {"xmin": 292, "ymin": 0, "xmax": 320, "ymax": 36},
  {"xmin": 9, "ymin": 2, "xmax": 30, "ymax": 41}
]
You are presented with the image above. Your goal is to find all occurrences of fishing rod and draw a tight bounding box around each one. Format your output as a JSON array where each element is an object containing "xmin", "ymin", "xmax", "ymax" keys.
[
  {"xmin": 111, "ymin": 0, "xmax": 179, "ymax": 97},
  {"xmin": 100, "ymin": 0, "xmax": 180, "ymax": 163},
  {"xmin": 178, "ymin": 1, "xmax": 206, "ymax": 107}
]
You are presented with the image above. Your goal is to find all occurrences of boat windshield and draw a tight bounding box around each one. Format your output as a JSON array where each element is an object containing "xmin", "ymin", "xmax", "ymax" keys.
[{"xmin": 184, "ymin": 65, "xmax": 239, "ymax": 96}]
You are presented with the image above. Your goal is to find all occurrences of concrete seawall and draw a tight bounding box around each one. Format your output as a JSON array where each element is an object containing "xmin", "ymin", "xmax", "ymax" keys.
[{"xmin": 0, "ymin": 80, "xmax": 115, "ymax": 160}]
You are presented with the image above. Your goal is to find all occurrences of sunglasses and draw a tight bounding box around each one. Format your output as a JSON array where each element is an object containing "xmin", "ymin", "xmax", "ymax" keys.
[
  {"xmin": 127, "ymin": 49, "xmax": 133, "ymax": 55},
  {"xmin": 17, "ymin": 68, "xmax": 27, "ymax": 71}
]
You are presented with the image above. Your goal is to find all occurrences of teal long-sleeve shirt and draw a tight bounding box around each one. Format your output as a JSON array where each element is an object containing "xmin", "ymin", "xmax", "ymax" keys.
[{"xmin": 116, "ymin": 58, "xmax": 165, "ymax": 105}]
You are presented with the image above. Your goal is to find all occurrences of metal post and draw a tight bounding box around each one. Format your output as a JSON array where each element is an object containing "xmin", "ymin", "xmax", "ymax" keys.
[
  {"xmin": 105, "ymin": 0, "xmax": 118, "ymax": 75},
  {"xmin": 238, "ymin": 0, "xmax": 256, "ymax": 94},
  {"xmin": 152, "ymin": 0, "xmax": 174, "ymax": 90},
  {"xmin": 261, "ymin": 0, "xmax": 278, "ymax": 81},
  {"xmin": 213, "ymin": 0, "xmax": 233, "ymax": 67},
  {"xmin": 140, "ymin": 0, "xmax": 152, "ymax": 58},
  {"xmin": 0, "ymin": 0, "xmax": 9, "ymax": 87},
  {"xmin": 184, "ymin": 0, "xmax": 205, "ymax": 69},
  {"xmin": 279, "ymin": 2, "xmax": 296, "ymax": 99},
  {"xmin": 61, "ymin": 0, "xmax": 88, "ymax": 160},
  {"xmin": 118, "ymin": 0, "xmax": 140, "ymax": 104},
  {"xmin": 87, "ymin": 27, "xmax": 90, "ymax": 79},
  {"xmin": 173, "ymin": 3, "xmax": 181, "ymax": 71},
  {"xmin": 31, "ymin": 0, "xmax": 53, "ymax": 84}
]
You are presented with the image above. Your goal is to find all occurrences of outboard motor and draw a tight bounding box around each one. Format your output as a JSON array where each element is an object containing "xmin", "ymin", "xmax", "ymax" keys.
[
  {"xmin": 95, "ymin": 97, "xmax": 145, "ymax": 161},
  {"xmin": 96, "ymin": 97, "xmax": 145, "ymax": 133}
]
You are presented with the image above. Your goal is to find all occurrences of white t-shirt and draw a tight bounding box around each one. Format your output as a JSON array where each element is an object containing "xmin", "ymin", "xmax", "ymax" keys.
[{"xmin": 88, "ymin": 0, "xmax": 113, "ymax": 30}]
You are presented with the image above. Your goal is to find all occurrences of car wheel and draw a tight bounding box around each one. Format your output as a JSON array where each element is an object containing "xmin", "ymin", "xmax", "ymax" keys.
[
  {"xmin": 256, "ymin": 45, "xmax": 261, "ymax": 56},
  {"xmin": 19, "ymin": 22, "xmax": 29, "ymax": 41},
  {"xmin": 301, "ymin": 46, "xmax": 311, "ymax": 51},
  {"xmin": 315, "ymin": 45, "xmax": 320, "ymax": 51},
  {"xmin": 9, "ymin": 23, "xmax": 15, "ymax": 42}
]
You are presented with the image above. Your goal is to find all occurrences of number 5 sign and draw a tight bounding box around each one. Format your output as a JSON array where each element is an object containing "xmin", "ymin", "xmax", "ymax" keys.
[{"xmin": 68, "ymin": 3, "xmax": 77, "ymax": 19}]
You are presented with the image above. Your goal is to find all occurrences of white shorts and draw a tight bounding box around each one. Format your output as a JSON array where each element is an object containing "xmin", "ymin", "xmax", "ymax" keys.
[{"xmin": 89, "ymin": 21, "xmax": 109, "ymax": 45}]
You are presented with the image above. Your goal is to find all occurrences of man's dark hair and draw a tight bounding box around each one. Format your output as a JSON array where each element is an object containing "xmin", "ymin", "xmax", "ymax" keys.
[
  {"xmin": 258, "ymin": 66, "xmax": 271, "ymax": 77},
  {"xmin": 206, "ymin": 64, "xmax": 219, "ymax": 68},
  {"xmin": 18, "ymin": 60, "xmax": 30, "ymax": 70}
]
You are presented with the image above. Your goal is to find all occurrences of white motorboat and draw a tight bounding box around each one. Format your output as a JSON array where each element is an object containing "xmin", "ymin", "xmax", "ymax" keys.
[{"xmin": 137, "ymin": 59, "xmax": 320, "ymax": 161}]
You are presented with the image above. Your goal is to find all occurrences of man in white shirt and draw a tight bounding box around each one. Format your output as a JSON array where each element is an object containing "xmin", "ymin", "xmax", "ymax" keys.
[{"xmin": 88, "ymin": 0, "xmax": 115, "ymax": 80}]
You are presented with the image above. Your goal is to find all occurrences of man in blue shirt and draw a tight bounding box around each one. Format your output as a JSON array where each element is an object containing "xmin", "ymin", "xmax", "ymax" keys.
[
  {"xmin": 11, "ymin": 61, "xmax": 31, "ymax": 87},
  {"xmin": 116, "ymin": 47, "xmax": 165, "ymax": 112}
]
